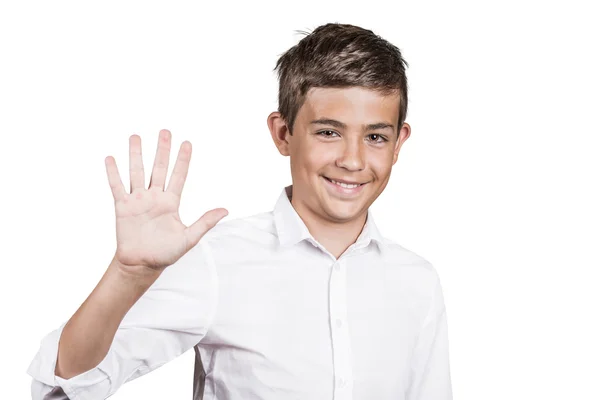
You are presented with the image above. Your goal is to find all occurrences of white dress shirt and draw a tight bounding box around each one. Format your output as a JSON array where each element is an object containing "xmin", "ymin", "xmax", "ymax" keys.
[{"xmin": 28, "ymin": 185, "xmax": 452, "ymax": 400}]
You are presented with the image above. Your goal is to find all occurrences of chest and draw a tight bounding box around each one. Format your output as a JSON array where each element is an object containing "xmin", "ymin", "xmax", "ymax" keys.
[{"xmin": 199, "ymin": 254, "xmax": 426, "ymax": 399}]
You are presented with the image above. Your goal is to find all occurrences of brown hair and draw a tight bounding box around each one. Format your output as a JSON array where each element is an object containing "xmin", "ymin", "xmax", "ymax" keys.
[{"xmin": 274, "ymin": 23, "xmax": 409, "ymax": 135}]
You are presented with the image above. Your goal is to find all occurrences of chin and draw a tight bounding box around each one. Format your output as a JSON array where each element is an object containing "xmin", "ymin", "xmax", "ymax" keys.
[{"xmin": 321, "ymin": 201, "xmax": 366, "ymax": 222}]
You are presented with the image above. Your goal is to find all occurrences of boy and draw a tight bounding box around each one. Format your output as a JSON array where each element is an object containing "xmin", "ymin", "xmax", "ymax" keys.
[{"xmin": 28, "ymin": 23, "xmax": 452, "ymax": 399}]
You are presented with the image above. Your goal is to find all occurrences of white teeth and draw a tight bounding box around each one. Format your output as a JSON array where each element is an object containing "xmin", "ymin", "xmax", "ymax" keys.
[{"xmin": 330, "ymin": 179, "xmax": 360, "ymax": 189}]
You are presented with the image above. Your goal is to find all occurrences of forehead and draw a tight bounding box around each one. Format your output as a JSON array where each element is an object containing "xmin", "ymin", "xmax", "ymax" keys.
[{"xmin": 299, "ymin": 86, "xmax": 400, "ymax": 125}]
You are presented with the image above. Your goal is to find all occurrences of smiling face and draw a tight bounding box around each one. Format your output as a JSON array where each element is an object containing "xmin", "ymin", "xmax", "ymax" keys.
[{"xmin": 268, "ymin": 86, "xmax": 411, "ymax": 226}]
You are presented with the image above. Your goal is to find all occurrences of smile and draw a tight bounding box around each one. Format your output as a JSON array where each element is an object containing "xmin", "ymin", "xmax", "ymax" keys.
[
  {"xmin": 325, "ymin": 177, "xmax": 363, "ymax": 188},
  {"xmin": 322, "ymin": 176, "xmax": 368, "ymax": 196}
]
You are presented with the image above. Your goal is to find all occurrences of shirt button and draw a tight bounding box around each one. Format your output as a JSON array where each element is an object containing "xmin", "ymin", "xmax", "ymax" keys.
[
  {"xmin": 335, "ymin": 318, "xmax": 343, "ymax": 328},
  {"xmin": 334, "ymin": 262, "xmax": 341, "ymax": 271},
  {"xmin": 337, "ymin": 377, "xmax": 347, "ymax": 388}
]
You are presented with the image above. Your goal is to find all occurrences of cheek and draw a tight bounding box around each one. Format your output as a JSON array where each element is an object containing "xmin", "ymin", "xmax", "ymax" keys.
[
  {"xmin": 300, "ymin": 144, "xmax": 335, "ymax": 170},
  {"xmin": 289, "ymin": 147, "xmax": 330, "ymax": 178},
  {"xmin": 367, "ymin": 152, "xmax": 394, "ymax": 178}
]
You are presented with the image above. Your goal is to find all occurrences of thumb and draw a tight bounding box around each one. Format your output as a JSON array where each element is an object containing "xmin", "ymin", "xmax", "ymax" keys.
[{"xmin": 185, "ymin": 208, "xmax": 229, "ymax": 250}]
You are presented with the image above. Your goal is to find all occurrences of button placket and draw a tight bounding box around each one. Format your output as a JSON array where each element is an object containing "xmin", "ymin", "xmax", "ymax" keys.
[{"xmin": 328, "ymin": 259, "xmax": 353, "ymax": 399}]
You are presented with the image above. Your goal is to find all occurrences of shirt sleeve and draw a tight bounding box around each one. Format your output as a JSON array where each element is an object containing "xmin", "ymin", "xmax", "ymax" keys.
[
  {"xmin": 406, "ymin": 268, "xmax": 453, "ymax": 400},
  {"xmin": 26, "ymin": 239, "xmax": 219, "ymax": 400}
]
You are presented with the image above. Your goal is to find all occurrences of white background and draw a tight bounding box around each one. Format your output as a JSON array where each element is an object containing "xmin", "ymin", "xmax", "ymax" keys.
[{"xmin": 1, "ymin": 0, "xmax": 599, "ymax": 399}]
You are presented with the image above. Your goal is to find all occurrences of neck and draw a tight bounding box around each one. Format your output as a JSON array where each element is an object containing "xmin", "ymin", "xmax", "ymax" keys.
[{"xmin": 290, "ymin": 195, "xmax": 368, "ymax": 259}]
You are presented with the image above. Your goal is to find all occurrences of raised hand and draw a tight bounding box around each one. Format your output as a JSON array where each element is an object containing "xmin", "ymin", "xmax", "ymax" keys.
[{"xmin": 104, "ymin": 129, "xmax": 228, "ymax": 272}]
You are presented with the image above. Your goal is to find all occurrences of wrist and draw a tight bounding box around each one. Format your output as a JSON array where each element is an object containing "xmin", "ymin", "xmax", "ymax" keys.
[{"xmin": 109, "ymin": 255, "xmax": 163, "ymax": 287}]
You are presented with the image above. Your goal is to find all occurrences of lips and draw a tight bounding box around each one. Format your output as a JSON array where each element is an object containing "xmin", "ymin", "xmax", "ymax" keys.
[
  {"xmin": 323, "ymin": 176, "xmax": 366, "ymax": 186},
  {"xmin": 321, "ymin": 175, "xmax": 367, "ymax": 197}
]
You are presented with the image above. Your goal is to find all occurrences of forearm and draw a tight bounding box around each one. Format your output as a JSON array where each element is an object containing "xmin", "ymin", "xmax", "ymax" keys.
[{"xmin": 54, "ymin": 255, "xmax": 162, "ymax": 379}]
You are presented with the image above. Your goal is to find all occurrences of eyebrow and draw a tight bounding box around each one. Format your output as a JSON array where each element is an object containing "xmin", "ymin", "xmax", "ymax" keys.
[{"xmin": 310, "ymin": 118, "xmax": 394, "ymax": 131}]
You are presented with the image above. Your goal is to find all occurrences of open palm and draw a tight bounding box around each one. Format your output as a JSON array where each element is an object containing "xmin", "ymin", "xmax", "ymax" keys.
[{"xmin": 105, "ymin": 129, "xmax": 227, "ymax": 271}]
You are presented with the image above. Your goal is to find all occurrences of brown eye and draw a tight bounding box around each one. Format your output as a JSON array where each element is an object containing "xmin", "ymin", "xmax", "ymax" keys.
[
  {"xmin": 368, "ymin": 134, "xmax": 386, "ymax": 143},
  {"xmin": 317, "ymin": 130, "xmax": 339, "ymax": 138}
]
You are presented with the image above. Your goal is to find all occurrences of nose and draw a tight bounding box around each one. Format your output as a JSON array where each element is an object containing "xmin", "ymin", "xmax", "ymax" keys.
[{"xmin": 335, "ymin": 140, "xmax": 365, "ymax": 171}]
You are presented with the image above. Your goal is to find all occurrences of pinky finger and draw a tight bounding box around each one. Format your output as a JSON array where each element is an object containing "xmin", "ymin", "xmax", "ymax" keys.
[{"xmin": 105, "ymin": 156, "xmax": 127, "ymax": 202}]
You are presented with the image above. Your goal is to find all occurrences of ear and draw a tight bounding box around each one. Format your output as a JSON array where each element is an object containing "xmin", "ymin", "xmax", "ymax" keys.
[
  {"xmin": 267, "ymin": 111, "xmax": 292, "ymax": 156},
  {"xmin": 392, "ymin": 122, "xmax": 411, "ymax": 166}
]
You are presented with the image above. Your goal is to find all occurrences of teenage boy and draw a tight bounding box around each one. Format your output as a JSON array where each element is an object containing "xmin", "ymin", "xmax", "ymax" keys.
[{"xmin": 28, "ymin": 23, "xmax": 452, "ymax": 400}]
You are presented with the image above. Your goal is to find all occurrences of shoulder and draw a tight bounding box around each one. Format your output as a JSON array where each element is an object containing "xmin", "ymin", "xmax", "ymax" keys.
[
  {"xmin": 381, "ymin": 237, "xmax": 435, "ymax": 270},
  {"xmin": 378, "ymin": 236, "xmax": 441, "ymax": 291},
  {"xmin": 200, "ymin": 210, "xmax": 278, "ymax": 250}
]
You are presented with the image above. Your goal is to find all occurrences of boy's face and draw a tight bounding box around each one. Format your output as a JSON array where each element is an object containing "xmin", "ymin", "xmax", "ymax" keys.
[{"xmin": 268, "ymin": 86, "xmax": 410, "ymax": 225}]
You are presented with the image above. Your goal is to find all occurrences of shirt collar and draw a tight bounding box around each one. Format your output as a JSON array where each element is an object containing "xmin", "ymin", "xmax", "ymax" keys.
[{"xmin": 273, "ymin": 185, "xmax": 386, "ymax": 253}]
